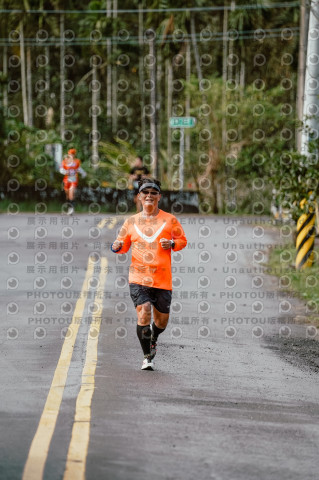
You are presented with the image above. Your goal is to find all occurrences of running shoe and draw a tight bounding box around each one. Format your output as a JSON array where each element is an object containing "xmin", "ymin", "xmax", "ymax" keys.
[
  {"xmin": 141, "ymin": 355, "xmax": 154, "ymax": 370},
  {"xmin": 150, "ymin": 338, "xmax": 157, "ymax": 360},
  {"xmin": 67, "ymin": 206, "xmax": 74, "ymax": 215}
]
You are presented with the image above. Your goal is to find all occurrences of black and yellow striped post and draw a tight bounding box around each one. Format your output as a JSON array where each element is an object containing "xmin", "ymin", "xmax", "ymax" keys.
[{"xmin": 295, "ymin": 198, "xmax": 316, "ymax": 270}]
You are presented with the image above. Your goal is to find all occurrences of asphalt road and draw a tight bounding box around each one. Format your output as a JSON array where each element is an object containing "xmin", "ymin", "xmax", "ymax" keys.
[{"xmin": 1, "ymin": 212, "xmax": 319, "ymax": 480}]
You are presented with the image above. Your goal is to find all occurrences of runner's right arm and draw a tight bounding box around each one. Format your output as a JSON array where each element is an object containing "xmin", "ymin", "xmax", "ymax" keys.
[{"xmin": 111, "ymin": 220, "xmax": 131, "ymax": 253}]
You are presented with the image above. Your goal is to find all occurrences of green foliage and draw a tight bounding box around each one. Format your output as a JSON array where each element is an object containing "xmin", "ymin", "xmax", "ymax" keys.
[
  {"xmin": 268, "ymin": 138, "xmax": 319, "ymax": 218},
  {"xmin": 0, "ymin": 118, "xmax": 61, "ymax": 188},
  {"xmin": 97, "ymin": 138, "xmax": 138, "ymax": 187},
  {"xmin": 268, "ymin": 245, "xmax": 319, "ymax": 321},
  {"xmin": 185, "ymin": 77, "xmax": 296, "ymax": 178},
  {"xmin": 0, "ymin": 0, "xmax": 301, "ymax": 211}
]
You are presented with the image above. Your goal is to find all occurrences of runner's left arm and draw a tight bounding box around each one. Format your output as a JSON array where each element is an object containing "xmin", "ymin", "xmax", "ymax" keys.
[{"xmin": 171, "ymin": 219, "xmax": 187, "ymax": 251}]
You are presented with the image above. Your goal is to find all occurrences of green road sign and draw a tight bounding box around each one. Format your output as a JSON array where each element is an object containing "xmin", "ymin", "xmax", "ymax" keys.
[{"xmin": 169, "ymin": 117, "xmax": 196, "ymax": 128}]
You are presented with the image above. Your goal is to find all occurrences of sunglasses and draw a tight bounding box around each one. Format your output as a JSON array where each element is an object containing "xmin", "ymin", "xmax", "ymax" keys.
[{"xmin": 140, "ymin": 190, "xmax": 159, "ymax": 195}]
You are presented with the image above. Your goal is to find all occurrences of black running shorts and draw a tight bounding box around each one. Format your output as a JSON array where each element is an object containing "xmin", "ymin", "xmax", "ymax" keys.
[{"xmin": 129, "ymin": 283, "xmax": 172, "ymax": 314}]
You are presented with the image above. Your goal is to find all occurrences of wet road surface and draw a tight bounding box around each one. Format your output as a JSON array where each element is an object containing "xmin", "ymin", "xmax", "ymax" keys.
[{"xmin": 1, "ymin": 213, "xmax": 318, "ymax": 480}]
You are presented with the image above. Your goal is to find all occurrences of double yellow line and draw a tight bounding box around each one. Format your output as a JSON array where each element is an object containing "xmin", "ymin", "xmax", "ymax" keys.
[
  {"xmin": 97, "ymin": 216, "xmax": 117, "ymax": 230},
  {"xmin": 23, "ymin": 255, "xmax": 108, "ymax": 480}
]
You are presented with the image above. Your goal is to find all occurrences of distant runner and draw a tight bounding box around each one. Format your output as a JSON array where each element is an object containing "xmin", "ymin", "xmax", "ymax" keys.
[
  {"xmin": 111, "ymin": 178, "xmax": 187, "ymax": 370},
  {"xmin": 59, "ymin": 148, "xmax": 86, "ymax": 215}
]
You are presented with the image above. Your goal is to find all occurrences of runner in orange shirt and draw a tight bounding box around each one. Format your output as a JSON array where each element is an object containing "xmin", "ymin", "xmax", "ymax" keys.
[
  {"xmin": 59, "ymin": 148, "xmax": 86, "ymax": 215},
  {"xmin": 111, "ymin": 177, "xmax": 187, "ymax": 370}
]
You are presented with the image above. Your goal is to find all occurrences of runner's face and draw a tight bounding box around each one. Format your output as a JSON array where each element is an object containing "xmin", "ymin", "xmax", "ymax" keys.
[{"xmin": 139, "ymin": 190, "xmax": 161, "ymax": 209}]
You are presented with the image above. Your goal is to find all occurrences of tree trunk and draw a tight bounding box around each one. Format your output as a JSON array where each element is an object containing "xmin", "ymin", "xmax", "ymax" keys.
[
  {"xmin": 156, "ymin": 49, "xmax": 162, "ymax": 168},
  {"xmin": 112, "ymin": 69, "xmax": 117, "ymax": 135},
  {"xmin": 149, "ymin": 35, "xmax": 159, "ymax": 178},
  {"xmin": 139, "ymin": 4, "xmax": 145, "ymax": 148},
  {"xmin": 26, "ymin": 46, "xmax": 33, "ymax": 127},
  {"xmin": 60, "ymin": 14, "xmax": 65, "ymax": 140},
  {"xmin": 211, "ymin": 176, "xmax": 218, "ymax": 213},
  {"xmin": 45, "ymin": 46, "xmax": 50, "ymax": 105},
  {"xmin": 191, "ymin": 14, "xmax": 217, "ymax": 206},
  {"xmin": 92, "ymin": 60, "xmax": 99, "ymax": 168},
  {"xmin": 222, "ymin": 7, "xmax": 228, "ymax": 149},
  {"xmin": 106, "ymin": 0, "xmax": 112, "ymax": 127},
  {"xmin": 112, "ymin": 0, "xmax": 118, "ymax": 135},
  {"xmin": 166, "ymin": 59, "xmax": 173, "ymax": 186},
  {"xmin": 185, "ymin": 40, "xmax": 191, "ymax": 153},
  {"xmin": 190, "ymin": 15, "xmax": 203, "ymax": 87},
  {"xmin": 20, "ymin": 21, "xmax": 29, "ymax": 126},
  {"xmin": 24, "ymin": 0, "xmax": 32, "ymax": 127},
  {"xmin": 3, "ymin": 46, "xmax": 8, "ymax": 112},
  {"xmin": 228, "ymin": 2, "xmax": 236, "ymax": 83},
  {"xmin": 240, "ymin": 59, "xmax": 245, "ymax": 94}
]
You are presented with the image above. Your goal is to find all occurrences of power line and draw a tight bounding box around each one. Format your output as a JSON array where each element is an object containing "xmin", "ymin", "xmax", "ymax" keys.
[
  {"xmin": 0, "ymin": 2, "xmax": 300, "ymax": 15},
  {"xmin": 0, "ymin": 35, "xmax": 299, "ymax": 47},
  {"xmin": 0, "ymin": 28, "xmax": 300, "ymax": 47}
]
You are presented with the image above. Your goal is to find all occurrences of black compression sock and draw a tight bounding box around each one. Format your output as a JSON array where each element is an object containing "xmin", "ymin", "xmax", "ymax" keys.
[
  {"xmin": 151, "ymin": 322, "xmax": 165, "ymax": 341},
  {"xmin": 136, "ymin": 324, "xmax": 152, "ymax": 356}
]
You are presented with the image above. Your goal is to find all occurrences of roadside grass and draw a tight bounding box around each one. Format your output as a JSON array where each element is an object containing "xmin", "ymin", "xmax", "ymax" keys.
[
  {"xmin": 268, "ymin": 244, "xmax": 319, "ymax": 326},
  {"xmin": 1, "ymin": 199, "xmax": 65, "ymax": 213},
  {"xmin": 0, "ymin": 199, "xmax": 128, "ymax": 214}
]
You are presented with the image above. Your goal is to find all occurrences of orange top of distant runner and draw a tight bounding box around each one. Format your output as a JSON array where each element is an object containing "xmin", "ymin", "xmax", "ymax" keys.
[
  {"xmin": 114, "ymin": 210, "xmax": 187, "ymax": 290},
  {"xmin": 61, "ymin": 158, "xmax": 81, "ymax": 183}
]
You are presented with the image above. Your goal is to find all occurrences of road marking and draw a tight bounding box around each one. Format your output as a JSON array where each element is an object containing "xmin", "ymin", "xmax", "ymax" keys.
[
  {"xmin": 107, "ymin": 217, "xmax": 117, "ymax": 229},
  {"xmin": 97, "ymin": 218, "xmax": 108, "ymax": 229},
  {"xmin": 22, "ymin": 257, "xmax": 96, "ymax": 480},
  {"xmin": 63, "ymin": 257, "xmax": 108, "ymax": 480},
  {"xmin": 97, "ymin": 217, "xmax": 118, "ymax": 230}
]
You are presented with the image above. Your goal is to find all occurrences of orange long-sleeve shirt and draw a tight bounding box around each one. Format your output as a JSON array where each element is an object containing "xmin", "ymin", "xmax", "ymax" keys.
[{"xmin": 113, "ymin": 210, "xmax": 187, "ymax": 290}]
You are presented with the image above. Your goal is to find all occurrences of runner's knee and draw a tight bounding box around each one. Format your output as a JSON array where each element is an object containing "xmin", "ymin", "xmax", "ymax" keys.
[{"xmin": 136, "ymin": 302, "xmax": 152, "ymax": 324}]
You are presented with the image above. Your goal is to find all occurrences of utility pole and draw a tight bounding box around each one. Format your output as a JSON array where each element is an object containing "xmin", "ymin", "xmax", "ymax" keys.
[
  {"xmin": 296, "ymin": 0, "xmax": 309, "ymax": 150},
  {"xmin": 296, "ymin": 0, "xmax": 319, "ymax": 270},
  {"xmin": 300, "ymin": 0, "xmax": 319, "ymax": 155}
]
